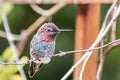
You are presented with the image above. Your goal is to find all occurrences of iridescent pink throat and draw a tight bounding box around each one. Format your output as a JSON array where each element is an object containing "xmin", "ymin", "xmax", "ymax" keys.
[{"xmin": 40, "ymin": 33, "xmax": 54, "ymax": 42}]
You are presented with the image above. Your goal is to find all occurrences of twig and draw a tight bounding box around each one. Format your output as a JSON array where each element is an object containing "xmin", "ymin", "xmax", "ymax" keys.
[
  {"xmin": 111, "ymin": 6, "xmax": 117, "ymax": 41},
  {"xmin": 96, "ymin": 37, "xmax": 106, "ymax": 80},
  {"xmin": 111, "ymin": 20, "xmax": 116, "ymax": 41},
  {"xmin": 2, "ymin": 0, "xmax": 120, "ymax": 4},
  {"xmin": 105, "ymin": 41, "xmax": 120, "ymax": 56},
  {"xmin": 0, "ymin": 30, "xmax": 22, "ymax": 41},
  {"xmin": 30, "ymin": 3, "xmax": 49, "ymax": 16},
  {"xmin": 0, "ymin": 61, "xmax": 29, "ymax": 65},
  {"xmin": 0, "ymin": 59, "xmax": 34, "ymax": 65},
  {"xmin": 2, "ymin": 11, "xmax": 27, "ymax": 80},
  {"xmin": 3, "ymin": 0, "xmax": 61, "ymax": 4},
  {"xmin": 53, "ymin": 39, "xmax": 120, "ymax": 57},
  {"xmin": 98, "ymin": 0, "xmax": 118, "ymax": 37}
]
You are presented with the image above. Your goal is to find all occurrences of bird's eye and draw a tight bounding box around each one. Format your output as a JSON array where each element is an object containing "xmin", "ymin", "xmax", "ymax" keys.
[{"xmin": 46, "ymin": 28, "xmax": 53, "ymax": 32}]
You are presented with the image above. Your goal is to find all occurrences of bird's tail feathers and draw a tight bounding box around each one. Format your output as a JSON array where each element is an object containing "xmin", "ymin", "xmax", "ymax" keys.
[{"xmin": 28, "ymin": 61, "xmax": 43, "ymax": 78}]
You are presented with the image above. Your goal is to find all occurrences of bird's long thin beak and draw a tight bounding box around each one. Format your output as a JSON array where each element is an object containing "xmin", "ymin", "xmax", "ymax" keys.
[{"xmin": 59, "ymin": 29, "xmax": 73, "ymax": 32}]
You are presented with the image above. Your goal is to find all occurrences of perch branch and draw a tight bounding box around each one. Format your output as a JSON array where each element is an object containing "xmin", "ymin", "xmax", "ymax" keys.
[
  {"xmin": 0, "ymin": 61, "xmax": 29, "ymax": 65},
  {"xmin": 53, "ymin": 39, "xmax": 120, "ymax": 57},
  {"xmin": 0, "ymin": 39, "xmax": 120, "ymax": 65}
]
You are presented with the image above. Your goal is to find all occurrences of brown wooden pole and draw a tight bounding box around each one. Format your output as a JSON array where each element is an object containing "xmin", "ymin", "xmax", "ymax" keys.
[{"xmin": 73, "ymin": 4, "xmax": 100, "ymax": 80}]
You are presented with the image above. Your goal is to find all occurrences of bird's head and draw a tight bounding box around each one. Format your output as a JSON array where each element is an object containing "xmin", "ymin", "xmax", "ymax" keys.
[{"xmin": 37, "ymin": 22, "xmax": 60, "ymax": 42}]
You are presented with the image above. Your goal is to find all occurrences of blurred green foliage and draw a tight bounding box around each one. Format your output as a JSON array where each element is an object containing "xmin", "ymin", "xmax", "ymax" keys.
[
  {"xmin": 0, "ymin": 3, "xmax": 120, "ymax": 80},
  {"xmin": 0, "ymin": 47, "xmax": 28, "ymax": 80}
]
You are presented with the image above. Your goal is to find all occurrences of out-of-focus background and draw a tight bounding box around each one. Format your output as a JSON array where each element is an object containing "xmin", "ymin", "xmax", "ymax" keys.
[{"xmin": 0, "ymin": 3, "xmax": 120, "ymax": 80}]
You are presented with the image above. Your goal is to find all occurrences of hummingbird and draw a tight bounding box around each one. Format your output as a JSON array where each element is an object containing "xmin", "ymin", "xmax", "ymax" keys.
[{"xmin": 28, "ymin": 22, "xmax": 60, "ymax": 78}]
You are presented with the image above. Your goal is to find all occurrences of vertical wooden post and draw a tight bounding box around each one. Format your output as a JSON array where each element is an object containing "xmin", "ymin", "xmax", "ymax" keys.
[{"xmin": 74, "ymin": 4, "xmax": 100, "ymax": 80}]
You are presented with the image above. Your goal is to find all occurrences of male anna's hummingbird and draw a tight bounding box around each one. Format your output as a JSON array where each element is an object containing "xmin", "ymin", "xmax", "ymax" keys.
[{"xmin": 28, "ymin": 22, "xmax": 60, "ymax": 78}]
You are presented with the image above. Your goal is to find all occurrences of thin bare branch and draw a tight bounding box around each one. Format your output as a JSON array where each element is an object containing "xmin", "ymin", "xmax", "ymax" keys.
[
  {"xmin": 111, "ymin": 6, "xmax": 117, "ymax": 41},
  {"xmin": 105, "ymin": 41, "xmax": 120, "ymax": 56},
  {"xmin": 0, "ymin": 61, "xmax": 29, "ymax": 65},
  {"xmin": 0, "ymin": 30, "xmax": 8, "ymax": 39},
  {"xmin": 111, "ymin": 21, "xmax": 116, "ymax": 41},
  {"xmin": 30, "ymin": 3, "xmax": 49, "ymax": 16},
  {"xmin": 0, "ymin": 30, "xmax": 22, "ymax": 41},
  {"xmin": 0, "ymin": 59, "xmax": 34, "ymax": 65},
  {"xmin": 53, "ymin": 39, "xmax": 120, "ymax": 57},
  {"xmin": 99, "ymin": 0, "xmax": 118, "ymax": 37},
  {"xmin": 2, "ymin": 11, "xmax": 27, "ymax": 80},
  {"xmin": 96, "ymin": 37, "xmax": 106, "ymax": 80},
  {"xmin": 2, "ymin": 0, "xmax": 120, "ymax": 4}
]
